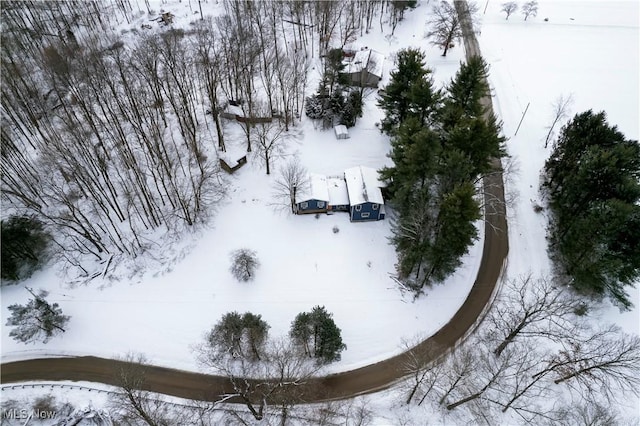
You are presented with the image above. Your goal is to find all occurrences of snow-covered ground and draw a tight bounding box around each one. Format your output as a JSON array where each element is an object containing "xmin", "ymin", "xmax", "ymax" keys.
[
  {"xmin": 1, "ymin": 0, "xmax": 638, "ymax": 422},
  {"xmin": 479, "ymin": 0, "xmax": 639, "ymax": 336},
  {"xmin": 0, "ymin": 0, "xmax": 481, "ymax": 374}
]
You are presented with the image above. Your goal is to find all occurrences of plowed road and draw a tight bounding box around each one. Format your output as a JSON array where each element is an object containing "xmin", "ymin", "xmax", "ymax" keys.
[{"xmin": 0, "ymin": 1, "xmax": 508, "ymax": 403}]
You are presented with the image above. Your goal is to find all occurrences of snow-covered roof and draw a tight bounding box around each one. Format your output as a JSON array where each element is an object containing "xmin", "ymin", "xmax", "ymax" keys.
[
  {"xmin": 295, "ymin": 173, "xmax": 330, "ymax": 203},
  {"xmin": 225, "ymin": 104, "xmax": 244, "ymax": 117},
  {"xmin": 344, "ymin": 166, "xmax": 384, "ymax": 205},
  {"xmin": 326, "ymin": 177, "xmax": 350, "ymax": 206},
  {"xmin": 343, "ymin": 49, "xmax": 384, "ymax": 78},
  {"xmin": 334, "ymin": 125, "xmax": 349, "ymax": 138}
]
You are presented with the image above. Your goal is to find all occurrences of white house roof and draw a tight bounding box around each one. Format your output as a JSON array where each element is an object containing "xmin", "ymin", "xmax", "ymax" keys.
[
  {"xmin": 344, "ymin": 49, "xmax": 384, "ymax": 78},
  {"xmin": 295, "ymin": 173, "xmax": 330, "ymax": 203},
  {"xmin": 326, "ymin": 177, "xmax": 350, "ymax": 206},
  {"xmin": 344, "ymin": 166, "xmax": 384, "ymax": 205}
]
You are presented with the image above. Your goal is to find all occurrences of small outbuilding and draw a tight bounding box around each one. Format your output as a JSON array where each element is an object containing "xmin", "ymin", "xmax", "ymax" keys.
[
  {"xmin": 342, "ymin": 49, "xmax": 385, "ymax": 88},
  {"xmin": 334, "ymin": 125, "xmax": 349, "ymax": 140}
]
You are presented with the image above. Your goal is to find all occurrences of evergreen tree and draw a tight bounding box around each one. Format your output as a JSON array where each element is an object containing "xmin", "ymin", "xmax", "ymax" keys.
[
  {"xmin": 323, "ymin": 48, "xmax": 349, "ymax": 96},
  {"xmin": 242, "ymin": 312, "xmax": 270, "ymax": 361},
  {"xmin": 290, "ymin": 306, "xmax": 346, "ymax": 364},
  {"xmin": 378, "ymin": 48, "xmax": 441, "ymax": 133},
  {"xmin": 6, "ymin": 288, "xmax": 70, "ymax": 343},
  {"xmin": 1, "ymin": 215, "xmax": 50, "ymax": 282},
  {"xmin": 543, "ymin": 110, "xmax": 640, "ymax": 309},
  {"xmin": 423, "ymin": 182, "xmax": 481, "ymax": 285},
  {"xmin": 289, "ymin": 311, "xmax": 313, "ymax": 356},
  {"xmin": 304, "ymin": 94, "xmax": 324, "ymax": 119},
  {"xmin": 381, "ymin": 56, "xmax": 503, "ymax": 295},
  {"xmin": 444, "ymin": 114, "xmax": 506, "ymax": 179},
  {"xmin": 379, "ymin": 118, "xmax": 441, "ymax": 210},
  {"xmin": 391, "ymin": 185, "xmax": 438, "ymax": 283},
  {"xmin": 340, "ymin": 90, "xmax": 363, "ymax": 128},
  {"xmin": 441, "ymin": 55, "xmax": 491, "ymax": 129},
  {"xmin": 209, "ymin": 311, "xmax": 245, "ymax": 358},
  {"xmin": 209, "ymin": 311, "xmax": 270, "ymax": 360}
]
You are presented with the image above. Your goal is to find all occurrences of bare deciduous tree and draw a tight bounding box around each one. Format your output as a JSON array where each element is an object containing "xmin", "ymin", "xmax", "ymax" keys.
[
  {"xmin": 487, "ymin": 274, "xmax": 585, "ymax": 357},
  {"xmin": 111, "ymin": 353, "xmax": 173, "ymax": 426},
  {"xmin": 544, "ymin": 93, "xmax": 573, "ymax": 148},
  {"xmin": 272, "ymin": 157, "xmax": 309, "ymax": 214},
  {"xmin": 399, "ymin": 338, "xmax": 446, "ymax": 405},
  {"xmin": 425, "ymin": 1, "xmax": 477, "ymax": 57},
  {"xmin": 522, "ymin": 1, "xmax": 539, "ymax": 21},
  {"xmin": 251, "ymin": 106, "xmax": 290, "ymax": 175},
  {"xmin": 547, "ymin": 400, "xmax": 620, "ymax": 426},
  {"xmin": 198, "ymin": 337, "xmax": 322, "ymax": 422},
  {"xmin": 501, "ymin": 2, "xmax": 519, "ymax": 20},
  {"xmin": 544, "ymin": 325, "xmax": 640, "ymax": 403}
]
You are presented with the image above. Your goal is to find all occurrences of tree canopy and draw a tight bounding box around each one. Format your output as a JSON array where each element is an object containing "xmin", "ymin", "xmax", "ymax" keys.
[
  {"xmin": 290, "ymin": 306, "xmax": 346, "ymax": 364},
  {"xmin": 380, "ymin": 55, "xmax": 505, "ymax": 294},
  {"xmin": 378, "ymin": 48, "xmax": 442, "ymax": 134},
  {"xmin": 543, "ymin": 110, "xmax": 640, "ymax": 309},
  {"xmin": 6, "ymin": 288, "xmax": 70, "ymax": 343},
  {"xmin": 1, "ymin": 215, "xmax": 50, "ymax": 282}
]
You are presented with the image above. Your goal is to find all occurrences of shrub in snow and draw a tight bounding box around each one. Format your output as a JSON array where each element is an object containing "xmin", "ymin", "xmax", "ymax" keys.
[
  {"xmin": 5, "ymin": 288, "xmax": 70, "ymax": 343},
  {"xmin": 332, "ymin": 225, "xmax": 340, "ymax": 234},
  {"xmin": 305, "ymin": 95, "xmax": 324, "ymax": 119},
  {"xmin": 230, "ymin": 249, "xmax": 260, "ymax": 282}
]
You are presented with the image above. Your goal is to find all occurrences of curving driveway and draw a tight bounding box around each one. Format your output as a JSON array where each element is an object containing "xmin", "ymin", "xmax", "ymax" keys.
[{"xmin": 0, "ymin": 1, "xmax": 508, "ymax": 404}]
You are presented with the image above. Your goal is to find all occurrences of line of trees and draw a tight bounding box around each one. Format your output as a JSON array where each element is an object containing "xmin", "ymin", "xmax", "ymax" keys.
[
  {"xmin": 379, "ymin": 50, "xmax": 505, "ymax": 294},
  {"xmin": 400, "ymin": 274, "xmax": 640, "ymax": 424},
  {"xmin": 194, "ymin": 306, "xmax": 346, "ymax": 422}
]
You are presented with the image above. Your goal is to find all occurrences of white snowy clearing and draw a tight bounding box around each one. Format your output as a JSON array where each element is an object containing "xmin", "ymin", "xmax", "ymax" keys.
[
  {"xmin": 1, "ymin": 0, "xmax": 481, "ymax": 375},
  {"xmin": 1, "ymin": 0, "xmax": 639, "ymax": 423}
]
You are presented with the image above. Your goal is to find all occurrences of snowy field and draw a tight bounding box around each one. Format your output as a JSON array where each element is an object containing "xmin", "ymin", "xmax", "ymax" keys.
[
  {"xmin": 479, "ymin": 0, "xmax": 639, "ymax": 336},
  {"xmin": 0, "ymin": 0, "xmax": 482, "ymax": 374}
]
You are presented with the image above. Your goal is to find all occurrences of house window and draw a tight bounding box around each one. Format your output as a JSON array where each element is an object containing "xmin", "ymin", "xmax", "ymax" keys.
[
  {"xmin": 361, "ymin": 212, "xmax": 370, "ymax": 218},
  {"xmin": 301, "ymin": 202, "xmax": 308, "ymax": 209},
  {"xmin": 318, "ymin": 201, "xmax": 325, "ymax": 208},
  {"xmin": 355, "ymin": 205, "xmax": 362, "ymax": 212},
  {"xmin": 372, "ymin": 204, "xmax": 379, "ymax": 210}
]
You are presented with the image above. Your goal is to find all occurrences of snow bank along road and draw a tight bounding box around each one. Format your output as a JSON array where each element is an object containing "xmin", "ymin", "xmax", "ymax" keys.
[{"xmin": 0, "ymin": 1, "xmax": 509, "ymax": 403}]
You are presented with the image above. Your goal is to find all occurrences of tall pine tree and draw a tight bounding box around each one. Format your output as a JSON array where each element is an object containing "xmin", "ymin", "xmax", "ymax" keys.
[
  {"xmin": 378, "ymin": 48, "xmax": 441, "ymax": 134},
  {"xmin": 290, "ymin": 306, "xmax": 346, "ymax": 364},
  {"xmin": 543, "ymin": 110, "xmax": 640, "ymax": 309},
  {"xmin": 381, "ymin": 55, "xmax": 505, "ymax": 294}
]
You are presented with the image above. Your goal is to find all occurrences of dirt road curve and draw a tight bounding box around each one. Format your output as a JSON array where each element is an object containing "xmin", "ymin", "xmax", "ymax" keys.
[{"xmin": 0, "ymin": 1, "xmax": 508, "ymax": 403}]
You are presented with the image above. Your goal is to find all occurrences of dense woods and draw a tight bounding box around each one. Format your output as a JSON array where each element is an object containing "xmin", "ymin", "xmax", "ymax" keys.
[{"xmin": 1, "ymin": 0, "xmax": 419, "ymax": 278}]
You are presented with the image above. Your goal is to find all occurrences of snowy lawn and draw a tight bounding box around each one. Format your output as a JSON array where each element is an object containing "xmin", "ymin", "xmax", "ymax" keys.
[{"xmin": 1, "ymin": 1, "xmax": 484, "ymax": 374}]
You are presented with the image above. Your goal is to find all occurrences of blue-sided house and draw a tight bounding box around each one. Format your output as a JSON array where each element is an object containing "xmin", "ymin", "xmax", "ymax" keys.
[
  {"xmin": 294, "ymin": 174, "xmax": 330, "ymax": 214},
  {"xmin": 344, "ymin": 166, "xmax": 386, "ymax": 222}
]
